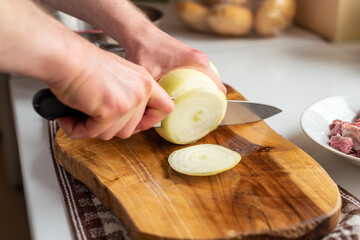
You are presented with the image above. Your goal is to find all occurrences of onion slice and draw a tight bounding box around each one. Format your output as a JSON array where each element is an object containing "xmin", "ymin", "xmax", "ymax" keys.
[
  {"xmin": 168, "ymin": 144, "xmax": 241, "ymax": 176},
  {"xmin": 156, "ymin": 68, "xmax": 227, "ymax": 144}
]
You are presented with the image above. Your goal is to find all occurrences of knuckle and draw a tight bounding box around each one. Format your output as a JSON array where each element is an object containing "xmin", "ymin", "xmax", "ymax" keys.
[
  {"xmin": 140, "ymin": 73, "xmax": 153, "ymax": 92},
  {"xmin": 132, "ymin": 76, "xmax": 153, "ymax": 105},
  {"xmin": 94, "ymin": 107, "xmax": 109, "ymax": 120},
  {"xmin": 92, "ymin": 96, "xmax": 113, "ymax": 119},
  {"xmin": 144, "ymin": 78, "xmax": 153, "ymax": 93},
  {"xmin": 133, "ymin": 87, "xmax": 145, "ymax": 104},
  {"xmin": 190, "ymin": 49, "xmax": 208, "ymax": 62},
  {"xmin": 118, "ymin": 100, "xmax": 131, "ymax": 114},
  {"xmin": 95, "ymin": 96, "xmax": 125, "ymax": 119}
]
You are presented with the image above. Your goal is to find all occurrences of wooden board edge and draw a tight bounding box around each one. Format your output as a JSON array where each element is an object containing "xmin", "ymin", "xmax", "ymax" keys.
[
  {"xmin": 54, "ymin": 129, "xmax": 342, "ymax": 240},
  {"xmin": 54, "ymin": 139, "xmax": 144, "ymax": 238}
]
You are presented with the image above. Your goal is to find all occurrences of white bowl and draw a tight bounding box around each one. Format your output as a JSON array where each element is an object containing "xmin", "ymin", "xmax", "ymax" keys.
[{"xmin": 301, "ymin": 95, "xmax": 360, "ymax": 166}]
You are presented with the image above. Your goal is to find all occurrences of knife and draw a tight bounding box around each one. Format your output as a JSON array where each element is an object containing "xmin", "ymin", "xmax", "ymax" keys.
[{"xmin": 32, "ymin": 88, "xmax": 282, "ymax": 126}]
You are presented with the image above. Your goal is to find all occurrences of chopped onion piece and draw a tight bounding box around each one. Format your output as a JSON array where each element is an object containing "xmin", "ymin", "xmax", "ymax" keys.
[{"xmin": 168, "ymin": 144, "xmax": 241, "ymax": 176}]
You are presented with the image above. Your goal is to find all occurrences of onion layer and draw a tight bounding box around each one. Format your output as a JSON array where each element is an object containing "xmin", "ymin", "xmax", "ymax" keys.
[
  {"xmin": 168, "ymin": 144, "xmax": 241, "ymax": 176},
  {"xmin": 156, "ymin": 68, "xmax": 227, "ymax": 144}
]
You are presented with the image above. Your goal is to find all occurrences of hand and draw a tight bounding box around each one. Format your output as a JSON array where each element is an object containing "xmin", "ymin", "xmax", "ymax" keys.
[
  {"xmin": 49, "ymin": 47, "xmax": 174, "ymax": 140},
  {"xmin": 0, "ymin": 0, "xmax": 174, "ymax": 140},
  {"xmin": 123, "ymin": 25, "xmax": 227, "ymax": 94}
]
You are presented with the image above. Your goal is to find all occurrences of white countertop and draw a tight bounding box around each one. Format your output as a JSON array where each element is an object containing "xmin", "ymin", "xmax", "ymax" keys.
[{"xmin": 9, "ymin": 2, "xmax": 360, "ymax": 240}]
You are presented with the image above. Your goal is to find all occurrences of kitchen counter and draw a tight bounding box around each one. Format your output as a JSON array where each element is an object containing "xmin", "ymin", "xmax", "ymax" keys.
[{"xmin": 9, "ymin": 2, "xmax": 360, "ymax": 240}]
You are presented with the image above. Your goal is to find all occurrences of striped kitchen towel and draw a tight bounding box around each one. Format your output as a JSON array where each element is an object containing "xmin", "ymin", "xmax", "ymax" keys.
[{"xmin": 48, "ymin": 121, "xmax": 360, "ymax": 240}]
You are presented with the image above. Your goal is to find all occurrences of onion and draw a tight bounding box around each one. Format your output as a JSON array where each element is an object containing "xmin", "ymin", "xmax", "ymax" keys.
[
  {"xmin": 168, "ymin": 144, "xmax": 241, "ymax": 176},
  {"xmin": 156, "ymin": 68, "xmax": 227, "ymax": 144}
]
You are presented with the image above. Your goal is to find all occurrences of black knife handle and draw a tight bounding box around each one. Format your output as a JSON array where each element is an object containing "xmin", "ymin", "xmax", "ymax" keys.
[{"xmin": 33, "ymin": 88, "xmax": 88, "ymax": 120}]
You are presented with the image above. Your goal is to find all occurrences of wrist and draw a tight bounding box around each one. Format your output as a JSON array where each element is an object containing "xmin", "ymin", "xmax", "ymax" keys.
[
  {"xmin": 119, "ymin": 20, "xmax": 159, "ymax": 51},
  {"xmin": 38, "ymin": 0, "xmax": 159, "ymax": 53},
  {"xmin": 98, "ymin": 1, "xmax": 156, "ymax": 48}
]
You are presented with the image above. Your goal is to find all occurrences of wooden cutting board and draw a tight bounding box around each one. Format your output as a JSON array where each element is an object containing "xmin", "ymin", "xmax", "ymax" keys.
[{"xmin": 54, "ymin": 85, "xmax": 341, "ymax": 240}]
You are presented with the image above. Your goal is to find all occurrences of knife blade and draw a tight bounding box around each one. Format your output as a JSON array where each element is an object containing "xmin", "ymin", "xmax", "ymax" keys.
[
  {"xmin": 33, "ymin": 89, "xmax": 282, "ymax": 125},
  {"xmin": 152, "ymin": 100, "xmax": 281, "ymax": 127}
]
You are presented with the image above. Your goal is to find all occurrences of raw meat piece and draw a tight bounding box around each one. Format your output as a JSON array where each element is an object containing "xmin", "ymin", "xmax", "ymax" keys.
[
  {"xmin": 350, "ymin": 150, "xmax": 360, "ymax": 158},
  {"xmin": 342, "ymin": 123, "xmax": 360, "ymax": 151},
  {"xmin": 328, "ymin": 113, "xmax": 360, "ymax": 158},
  {"xmin": 352, "ymin": 120, "xmax": 360, "ymax": 127},
  {"xmin": 330, "ymin": 134, "xmax": 354, "ymax": 155},
  {"xmin": 354, "ymin": 113, "xmax": 360, "ymax": 122},
  {"xmin": 329, "ymin": 119, "xmax": 343, "ymax": 136}
]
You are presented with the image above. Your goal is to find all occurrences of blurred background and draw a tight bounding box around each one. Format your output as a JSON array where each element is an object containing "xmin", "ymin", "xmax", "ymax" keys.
[{"xmin": 0, "ymin": 78, "xmax": 31, "ymax": 239}]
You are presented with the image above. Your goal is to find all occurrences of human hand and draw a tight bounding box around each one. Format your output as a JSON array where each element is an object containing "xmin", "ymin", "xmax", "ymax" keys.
[
  {"xmin": 49, "ymin": 47, "xmax": 174, "ymax": 140},
  {"xmin": 122, "ymin": 25, "xmax": 227, "ymax": 94},
  {"xmin": 0, "ymin": 0, "xmax": 175, "ymax": 140}
]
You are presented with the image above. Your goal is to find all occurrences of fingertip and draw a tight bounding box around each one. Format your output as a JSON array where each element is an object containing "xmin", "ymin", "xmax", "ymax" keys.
[
  {"xmin": 213, "ymin": 77, "xmax": 227, "ymax": 96},
  {"xmin": 136, "ymin": 108, "xmax": 167, "ymax": 131},
  {"xmin": 166, "ymin": 97, "xmax": 176, "ymax": 113},
  {"xmin": 205, "ymin": 67, "xmax": 227, "ymax": 96},
  {"xmin": 149, "ymin": 83, "xmax": 175, "ymax": 114}
]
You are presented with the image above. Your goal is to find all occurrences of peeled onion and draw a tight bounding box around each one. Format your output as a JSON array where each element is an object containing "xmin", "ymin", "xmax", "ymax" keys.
[{"xmin": 156, "ymin": 68, "xmax": 227, "ymax": 145}]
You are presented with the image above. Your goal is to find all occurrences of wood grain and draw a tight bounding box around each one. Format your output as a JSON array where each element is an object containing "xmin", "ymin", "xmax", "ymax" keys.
[{"xmin": 54, "ymin": 85, "xmax": 341, "ymax": 240}]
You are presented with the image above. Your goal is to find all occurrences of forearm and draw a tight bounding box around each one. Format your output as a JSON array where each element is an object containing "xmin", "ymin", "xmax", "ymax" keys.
[
  {"xmin": 40, "ymin": 0, "xmax": 154, "ymax": 48},
  {"xmin": 40, "ymin": 0, "xmax": 226, "ymax": 92},
  {"xmin": 0, "ymin": 0, "xmax": 88, "ymax": 85}
]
